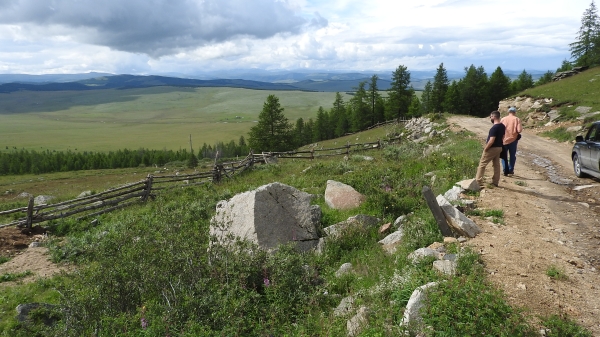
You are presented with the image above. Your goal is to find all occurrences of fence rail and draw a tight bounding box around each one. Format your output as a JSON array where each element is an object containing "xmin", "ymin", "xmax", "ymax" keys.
[{"xmin": 0, "ymin": 119, "xmax": 407, "ymax": 229}]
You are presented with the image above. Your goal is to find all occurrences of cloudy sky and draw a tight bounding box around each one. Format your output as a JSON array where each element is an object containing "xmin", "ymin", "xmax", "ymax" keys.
[{"xmin": 0, "ymin": 0, "xmax": 592, "ymax": 75}]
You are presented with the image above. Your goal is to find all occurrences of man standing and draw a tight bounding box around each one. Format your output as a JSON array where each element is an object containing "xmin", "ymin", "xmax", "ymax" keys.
[
  {"xmin": 501, "ymin": 107, "xmax": 523, "ymax": 176},
  {"xmin": 476, "ymin": 111, "xmax": 506, "ymax": 187}
]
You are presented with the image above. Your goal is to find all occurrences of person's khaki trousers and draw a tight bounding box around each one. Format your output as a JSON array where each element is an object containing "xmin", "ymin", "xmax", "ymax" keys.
[{"xmin": 476, "ymin": 147, "xmax": 503, "ymax": 186}]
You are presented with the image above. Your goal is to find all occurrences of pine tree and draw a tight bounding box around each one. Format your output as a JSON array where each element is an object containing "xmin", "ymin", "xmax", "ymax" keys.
[
  {"xmin": 488, "ymin": 66, "xmax": 511, "ymax": 109},
  {"xmin": 461, "ymin": 65, "xmax": 491, "ymax": 116},
  {"xmin": 570, "ymin": 1, "xmax": 600, "ymax": 67},
  {"xmin": 420, "ymin": 81, "xmax": 433, "ymax": 114},
  {"xmin": 367, "ymin": 75, "xmax": 381, "ymax": 125},
  {"xmin": 386, "ymin": 65, "xmax": 413, "ymax": 120},
  {"xmin": 431, "ymin": 63, "xmax": 449, "ymax": 113},
  {"xmin": 350, "ymin": 81, "xmax": 369, "ymax": 131},
  {"xmin": 248, "ymin": 95, "xmax": 294, "ymax": 152}
]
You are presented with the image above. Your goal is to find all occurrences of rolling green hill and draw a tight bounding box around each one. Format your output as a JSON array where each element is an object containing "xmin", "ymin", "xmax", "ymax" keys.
[{"xmin": 0, "ymin": 87, "xmax": 352, "ymax": 152}]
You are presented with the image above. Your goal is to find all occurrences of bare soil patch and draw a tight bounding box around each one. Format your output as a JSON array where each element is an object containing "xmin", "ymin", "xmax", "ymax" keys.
[{"xmin": 451, "ymin": 116, "xmax": 600, "ymax": 334}]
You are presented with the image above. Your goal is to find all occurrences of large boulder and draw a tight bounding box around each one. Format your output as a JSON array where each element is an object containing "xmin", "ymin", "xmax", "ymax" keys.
[
  {"xmin": 324, "ymin": 180, "xmax": 365, "ymax": 210},
  {"xmin": 210, "ymin": 182, "xmax": 321, "ymax": 251},
  {"xmin": 436, "ymin": 195, "xmax": 482, "ymax": 238}
]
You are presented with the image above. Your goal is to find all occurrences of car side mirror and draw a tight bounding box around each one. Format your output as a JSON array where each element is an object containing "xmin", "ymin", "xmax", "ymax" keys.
[{"xmin": 576, "ymin": 135, "xmax": 584, "ymax": 142}]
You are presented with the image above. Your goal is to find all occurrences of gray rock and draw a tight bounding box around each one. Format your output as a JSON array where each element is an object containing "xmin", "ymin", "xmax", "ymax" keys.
[
  {"xmin": 17, "ymin": 192, "xmax": 33, "ymax": 198},
  {"xmin": 575, "ymin": 106, "xmax": 592, "ymax": 114},
  {"xmin": 334, "ymin": 296, "xmax": 355, "ymax": 317},
  {"xmin": 34, "ymin": 195, "xmax": 55, "ymax": 205},
  {"xmin": 324, "ymin": 214, "xmax": 380, "ymax": 239},
  {"xmin": 336, "ymin": 263, "xmax": 353, "ymax": 277},
  {"xmin": 433, "ymin": 260, "xmax": 457, "ymax": 275},
  {"xmin": 378, "ymin": 229, "xmax": 404, "ymax": 245},
  {"xmin": 566, "ymin": 126, "xmax": 582, "ymax": 132},
  {"xmin": 393, "ymin": 215, "xmax": 407, "ymax": 228},
  {"xmin": 16, "ymin": 303, "xmax": 60, "ymax": 326},
  {"xmin": 401, "ymin": 282, "xmax": 438, "ymax": 327},
  {"xmin": 443, "ymin": 186, "xmax": 463, "ymax": 202},
  {"xmin": 210, "ymin": 182, "xmax": 321, "ymax": 252},
  {"xmin": 547, "ymin": 110, "xmax": 560, "ymax": 121},
  {"xmin": 325, "ymin": 180, "xmax": 366, "ymax": 210},
  {"xmin": 77, "ymin": 190, "xmax": 92, "ymax": 198},
  {"xmin": 408, "ymin": 247, "xmax": 440, "ymax": 263},
  {"xmin": 28, "ymin": 242, "xmax": 41, "ymax": 248},
  {"xmin": 347, "ymin": 306, "xmax": 370, "ymax": 337},
  {"xmin": 436, "ymin": 195, "xmax": 482, "ymax": 238},
  {"xmin": 457, "ymin": 178, "xmax": 480, "ymax": 192}
]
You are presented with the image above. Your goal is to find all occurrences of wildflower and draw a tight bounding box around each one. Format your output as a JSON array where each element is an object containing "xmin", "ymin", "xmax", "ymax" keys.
[
  {"xmin": 141, "ymin": 317, "xmax": 148, "ymax": 329},
  {"xmin": 263, "ymin": 278, "xmax": 270, "ymax": 287}
]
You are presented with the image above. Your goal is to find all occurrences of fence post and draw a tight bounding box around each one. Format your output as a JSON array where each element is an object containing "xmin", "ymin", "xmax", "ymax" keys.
[
  {"xmin": 249, "ymin": 150, "xmax": 254, "ymax": 167},
  {"xmin": 26, "ymin": 196, "xmax": 34, "ymax": 229},
  {"xmin": 310, "ymin": 148, "xmax": 314, "ymax": 160},
  {"xmin": 142, "ymin": 174, "xmax": 153, "ymax": 201},
  {"xmin": 377, "ymin": 138, "xmax": 381, "ymax": 149},
  {"xmin": 346, "ymin": 141, "xmax": 350, "ymax": 155},
  {"xmin": 213, "ymin": 164, "xmax": 222, "ymax": 183},
  {"xmin": 422, "ymin": 186, "xmax": 453, "ymax": 237}
]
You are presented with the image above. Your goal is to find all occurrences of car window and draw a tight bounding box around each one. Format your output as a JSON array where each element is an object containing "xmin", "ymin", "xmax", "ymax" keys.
[{"xmin": 586, "ymin": 124, "xmax": 599, "ymax": 141}]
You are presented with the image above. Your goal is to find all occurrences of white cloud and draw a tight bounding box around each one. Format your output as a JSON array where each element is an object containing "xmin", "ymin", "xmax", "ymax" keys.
[{"xmin": 0, "ymin": 0, "xmax": 593, "ymax": 74}]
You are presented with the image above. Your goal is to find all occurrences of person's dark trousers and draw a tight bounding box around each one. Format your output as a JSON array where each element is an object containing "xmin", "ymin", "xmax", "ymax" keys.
[{"xmin": 501, "ymin": 140, "xmax": 518, "ymax": 174}]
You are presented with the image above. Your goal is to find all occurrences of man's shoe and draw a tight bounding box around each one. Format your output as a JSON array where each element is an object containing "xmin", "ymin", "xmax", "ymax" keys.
[
  {"xmin": 503, "ymin": 172, "xmax": 508, "ymax": 176},
  {"xmin": 509, "ymin": 171, "xmax": 514, "ymax": 175}
]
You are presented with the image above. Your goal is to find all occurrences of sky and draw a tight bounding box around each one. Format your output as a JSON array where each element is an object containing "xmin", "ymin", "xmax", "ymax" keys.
[{"xmin": 0, "ymin": 0, "xmax": 593, "ymax": 75}]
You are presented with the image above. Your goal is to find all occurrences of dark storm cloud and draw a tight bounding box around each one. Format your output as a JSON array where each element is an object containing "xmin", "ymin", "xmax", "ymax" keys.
[{"xmin": 0, "ymin": 0, "xmax": 308, "ymax": 57}]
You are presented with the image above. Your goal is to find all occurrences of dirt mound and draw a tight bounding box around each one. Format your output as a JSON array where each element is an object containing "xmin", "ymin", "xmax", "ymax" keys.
[{"xmin": 0, "ymin": 226, "xmax": 47, "ymax": 256}]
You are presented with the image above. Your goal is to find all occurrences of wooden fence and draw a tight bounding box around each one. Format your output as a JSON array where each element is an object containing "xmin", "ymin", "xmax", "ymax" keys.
[{"xmin": 0, "ymin": 120, "xmax": 407, "ymax": 229}]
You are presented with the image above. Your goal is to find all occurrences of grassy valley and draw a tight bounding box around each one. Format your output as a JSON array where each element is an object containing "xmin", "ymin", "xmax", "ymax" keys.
[{"xmin": 0, "ymin": 87, "xmax": 350, "ymax": 152}]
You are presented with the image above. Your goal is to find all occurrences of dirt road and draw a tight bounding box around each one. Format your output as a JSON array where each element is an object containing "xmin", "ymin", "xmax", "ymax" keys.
[{"xmin": 450, "ymin": 116, "xmax": 600, "ymax": 334}]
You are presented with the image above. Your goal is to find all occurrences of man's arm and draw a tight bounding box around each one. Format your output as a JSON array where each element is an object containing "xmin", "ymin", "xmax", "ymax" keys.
[{"xmin": 484, "ymin": 136, "xmax": 496, "ymax": 151}]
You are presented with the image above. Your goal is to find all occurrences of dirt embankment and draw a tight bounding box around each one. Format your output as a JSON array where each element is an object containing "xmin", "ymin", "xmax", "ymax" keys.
[{"xmin": 451, "ymin": 116, "xmax": 600, "ymax": 334}]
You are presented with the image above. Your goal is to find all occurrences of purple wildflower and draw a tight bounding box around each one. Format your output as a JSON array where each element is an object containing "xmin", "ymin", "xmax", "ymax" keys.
[
  {"xmin": 263, "ymin": 278, "xmax": 270, "ymax": 287},
  {"xmin": 141, "ymin": 317, "xmax": 148, "ymax": 329}
]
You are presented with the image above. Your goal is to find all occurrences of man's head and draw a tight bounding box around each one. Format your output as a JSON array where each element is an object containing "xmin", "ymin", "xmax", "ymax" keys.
[
  {"xmin": 508, "ymin": 107, "xmax": 517, "ymax": 114},
  {"xmin": 490, "ymin": 110, "xmax": 501, "ymax": 123}
]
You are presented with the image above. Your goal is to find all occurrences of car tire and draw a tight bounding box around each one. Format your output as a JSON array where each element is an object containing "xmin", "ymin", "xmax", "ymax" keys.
[{"xmin": 573, "ymin": 154, "xmax": 587, "ymax": 178}]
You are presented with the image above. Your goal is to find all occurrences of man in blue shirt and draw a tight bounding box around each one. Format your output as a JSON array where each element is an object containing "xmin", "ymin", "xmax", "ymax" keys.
[{"xmin": 476, "ymin": 110, "xmax": 506, "ymax": 187}]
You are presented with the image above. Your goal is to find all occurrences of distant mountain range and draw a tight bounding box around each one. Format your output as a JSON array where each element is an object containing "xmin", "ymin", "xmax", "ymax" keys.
[{"xmin": 0, "ymin": 69, "xmax": 551, "ymax": 93}]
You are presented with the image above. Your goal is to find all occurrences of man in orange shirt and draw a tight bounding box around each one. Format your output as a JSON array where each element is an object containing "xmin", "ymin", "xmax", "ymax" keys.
[{"xmin": 501, "ymin": 107, "xmax": 523, "ymax": 176}]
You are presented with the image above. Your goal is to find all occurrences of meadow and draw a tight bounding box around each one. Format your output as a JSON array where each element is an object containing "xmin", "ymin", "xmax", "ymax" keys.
[{"xmin": 0, "ymin": 87, "xmax": 352, "ymax": 152}]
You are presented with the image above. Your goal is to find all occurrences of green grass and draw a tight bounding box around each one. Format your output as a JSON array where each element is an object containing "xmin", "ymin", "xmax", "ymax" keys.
[
  {"xmin": 540, "ymin": 126, "xmax": 581, "ymax": 142},
  {"xmin": 522, "ymin": 66, "xmax": 600, "ymax": 122},
  {"xmin": 0, "ymin": 118, "xmax": 590, "ymax": 336},
  {"xmin": 0, "ymin": 87, "xmax": 350, "ymax": 152},
  {"xmin": 0, "ymin": 271, "xmax": 33, "ymax": 283},
  {"xmin": 546, "ymin": 265, "xmax": 568, "ymax": 281}
]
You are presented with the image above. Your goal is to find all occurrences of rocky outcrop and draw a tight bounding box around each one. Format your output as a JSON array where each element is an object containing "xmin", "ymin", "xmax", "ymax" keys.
[
  {"xmin": 552, "ymin": 66, "xmax": 588, "ymax": 81},
  {"xmin": 210, "ymin": 182, "xmax": 321, "ymax": 251}
]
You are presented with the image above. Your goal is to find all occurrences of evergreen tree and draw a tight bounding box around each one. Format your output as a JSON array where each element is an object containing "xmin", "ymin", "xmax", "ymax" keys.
[
  {"xmin": 407, "ymin": 94, "xmax": 422, "ymax": 117},
  {"xmin": 367, "ymin": 75, "xmax": 382, "ymax": 125},
  {"xmin": 461, "ymin": 65, "xmax": 491, "ymax": 116},
  {"xmin": 350, "ymin": 81, "xmax": 369, "ymax": 131},
  {"xmin": 488, "ymin": 66, "xmax": 511, "ymax": 109},
  {"xmin": 386, "ymin": 65, "xmax": 413, "ymax": 120},
  {"xmin": 557, "ymin": 59, "xmax": 573, "ymax": 72},
  {"xmin": 248, "ymin": 95, "xmax": 294, "ymax": 152},
  {"xmin": 535, "ymin": 70, "xmax": 555, "ymax": 86},
  {"xmin": 570, "ymin": 1, "xmax": 600, "ymax": 66},
  {"xmin": 420, "ymin": 81, "xmax": 433, "ymax": 114},
  {"xmin": 444, "ymin": 80, "xmax": 464, "ymax": 114},
  {"xmin": 511, "ymin": 69, "xmax": 534, "ymax": 93},
  {"xmin": 330, "ymin": 92, "xmax": 348, "ymax": 137},
  {"xmin": 431, "ymin": 63, "xmax": 449, "ymax": 113},
  {"xmin": 314, "ymin": 106, "xmax": 329, "ymax": 141}
]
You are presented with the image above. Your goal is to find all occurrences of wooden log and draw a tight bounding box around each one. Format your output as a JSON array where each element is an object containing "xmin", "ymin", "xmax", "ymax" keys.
[
  {"xmin": 142, "ymin": 174, "xmax": 153, "ymax": 202},
  {"xmin": 0, "ymin": 207, "xmax": 28, "ymax": 216},
  {"xmin": 422, "ymin": 186, "xmax": 453, "ymax": 237},
  {"xmin": 36, "ymin": 186, "xmax": 147, "ymax": 215},
  {"xmin": 26, "ymin": 197, "xmax": 34, "ymax": 229},
  {"xmin": 77, "ymin": 200, "xmax": 141, "ymax": 220}
]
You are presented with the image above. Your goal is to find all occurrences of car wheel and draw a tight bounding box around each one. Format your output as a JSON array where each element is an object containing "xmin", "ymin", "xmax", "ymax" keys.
[{"xmin": 573, "ymin": 154, "xmax": 587, "ymax": 178}]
